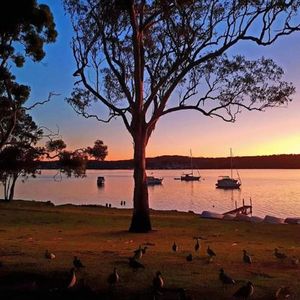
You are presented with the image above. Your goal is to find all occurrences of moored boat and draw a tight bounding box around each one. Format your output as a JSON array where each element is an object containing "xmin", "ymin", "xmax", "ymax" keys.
[
  {"xmin": 181, "ymin": 173, "xmax": 200, "ymax": 181},
  {"xmin": 216, "ymin": 149, "xmax": 241, "ymax": 189},
  {"xmin": 146, "ymin": 176, "xmax": 163, "ymax": 185},
  {"xmin": 216, "ymin": 176, "xmax": 241, "ymax": 189},
  {"xmin": 97, "ymin": 176, "xmax": 105, "ymax": 186},
  {"xmin": 180, "ymin": 150, "xmax": 201, "ymax": 181}
]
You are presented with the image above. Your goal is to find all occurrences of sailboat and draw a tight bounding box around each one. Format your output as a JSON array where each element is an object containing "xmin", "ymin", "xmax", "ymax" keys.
[
  {"xmin": 180, "ymin": 150, "xmax": 201, "ymax": 181},
  {"xmin": 216, "ymin": 149, "xmax": 241, "ymax": 189}
]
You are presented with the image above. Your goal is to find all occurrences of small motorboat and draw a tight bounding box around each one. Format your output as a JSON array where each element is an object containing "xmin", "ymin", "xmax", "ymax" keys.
[
  {"xmin": 97, "ymin": 176, "xmax": 105, "ymax": 186},
  {"xmin": 146, "ymin": 176, "xmax": 163, "ymax": 185},
  {"xmin": 180, "ymin": 173, "xmax": 200, "ymax": 181},
  {"xmin": 216, "ymin": 176, "xmax": 241, "ymax": 189}
]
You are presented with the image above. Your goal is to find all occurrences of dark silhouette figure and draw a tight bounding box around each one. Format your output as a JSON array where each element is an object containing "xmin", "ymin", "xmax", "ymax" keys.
[
  {"xmin": 73, "ymin": 256, "xmax": 85, "ymax": 269},
  {"xmin": 233, "ymin": 281, "xmax": 254, "ymax": 299},
  {"xmin": 243, "ymin": 250, "xmax": 252, "ymax": 264},
  {"xmin": 194, "ymin": 239, "xmax": 200, "ymax": 252},
  {"xmin": 186, "ymin": 254, "xmax": 193, "ymax": 262},
  {"xmin": 219, "ymin": 268, "xmax": 235, "ymax": 286},
  {"xmin": 129, "ymin": 257, "xmax": 145, "ymax": 270},
  {"xmin": 107, "ymin": 267, "xmax": 119, "ymax": 287},
  {"xmin": 153, "ymin": 271, "xmax": 164, "ymax": 295},
  {"xmin": 207, "ymin": 246, "xmax": 216, "ymax": 258},
  {"xmin": 172, "ymin": 242, "xmax": 178, "ymax": 252},
  {"xmin": 109, "ymin": 203, "xmax": 112, "ymax": 208},
  {"xmin": 67, "ymin": 268, "xmax": 77, "ymax": 288},
  {"xmin": 274, "ymin": 248, "xmax": 287, "ymax": 260}
]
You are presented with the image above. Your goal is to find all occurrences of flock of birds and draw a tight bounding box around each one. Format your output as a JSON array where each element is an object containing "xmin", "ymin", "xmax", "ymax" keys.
[{"xmin": 41, "ymin": 237, "xmax": 298, "ymax": 300}]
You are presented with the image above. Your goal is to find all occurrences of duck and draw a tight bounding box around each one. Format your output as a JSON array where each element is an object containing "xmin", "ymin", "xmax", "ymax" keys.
[
  {"xmin": 274, "ymin": 248, "xmax": 287, "ymax": 260},
  {"xmin": 291, "ymin": 256, "xmax": 299, "ymax": 265},
  {"xmin": 219, "ymin": 268, "xmax": 235, "ymax": 286},
  {"xmin": 275, "ymin": 286, "xmax": 291, "ymax": 299},
  {"xmin": 194, "ymin": 239, "xmax": 200, "ymax": 252},
  {"xmin": 243, "ymin": 250, "xmax": 252, "ymax": 264},
  {"xmin": 153, "ymin": 271, "xmax": 164, "ymax": 294},
  {"xmin": 73, "ymin": 256, "xmax": 85, "ymax": 269},
  {"xmin": 186, "ymin": 254, "xmax": 193, "ymax": 262},
  {"xmin": 107, "ymin": 267, "xmax": 119, "ymax": 287},
  {"xmin": 207, "ymin": 246, "xmax": 216, "ymax": 258},
  {"xmin": 133, "ymin": 245, "xmax": 143, "ymax": 260},
  {"xmin": 45, "ymin": 250, "xmax": 55, "ymax": 260},
  {"xmin": 142, "ymin": 246, "xmax": 148, "ymax": 254},
  {"xmin": 172, "ymin": 242, "xmax": 178, "ymax": 252},
  {"xmin": 129, "ymin": 257, "xmax": 145, "ymax": 269},
  {"xmin": 67, "ymin": 268, "xmax": 77, "ymax": 288},
  {"xmin": 233, "ymin": 281, "xmax": 254, "ymax": 299}
]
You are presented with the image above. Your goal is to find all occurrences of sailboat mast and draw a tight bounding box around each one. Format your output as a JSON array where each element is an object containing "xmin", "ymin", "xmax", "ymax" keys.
[
  {"xmin": 230, "ymin": 148, "xmax": 233, "ymax": 179},
  {"xmin": 190, "ymin": 149, "xmax": 193, "ymax": 175}
]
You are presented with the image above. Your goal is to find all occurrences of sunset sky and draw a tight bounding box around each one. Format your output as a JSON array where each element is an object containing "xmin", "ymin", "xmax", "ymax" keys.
[{"xmin": 18, "ymin": 1, "xmax": 300, "ymax": 160}]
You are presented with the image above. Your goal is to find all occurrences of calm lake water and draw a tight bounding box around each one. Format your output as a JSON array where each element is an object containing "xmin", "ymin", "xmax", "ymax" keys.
[{"xmin": 8, "ymin": 169, "xmax": 300, "ymax": 218}]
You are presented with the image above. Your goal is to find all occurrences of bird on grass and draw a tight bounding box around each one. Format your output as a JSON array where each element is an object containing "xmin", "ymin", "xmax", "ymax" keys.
[
  {"xmin": 45, "ymin": 249, "xmax": 55, "ymax": 260},
  {"xmin": 129, "ymin": 257, "xmax": 145, "ymax": 270},
  {"xmin": 274, "ymin": 248, "xmax": 287, "ymax": 260},
  {"xmin": 219, "ymin": 268, "xmax": 235, "ymax": 286},
  {"xmin": 207, "ymin": 246, "xmax": 216, "ymax": 258},
  {"xmin": 233, "ymin": 281, "xmax": 254, "ymax": 299},
  {"xmin": 194, "ymin": 239, "xmax": 200, "ymax": 252},
  {"xmin": 153, "ymin": 271, "xmax": 164, "ymax": 295},
  {"xmin": 107, "ymin": 267, "xmax": 120, "ymax": 287},
  {"xmin": 172, "ymin": 242, "xmax": 178, "ymax": 252},
  {"xmin": 243, "ymin": 250, "xmax": 252, "ymax": 264},
  {"xmin": 67, "ymin": 268, "xmax": 77, "ymax": 289},
  {"xmin": 275, "ymin": 286, "xmax": 291, "ymax": 299},
  {"xmin": 133, "ymin": 245, "xmax": 143, "ymax": 260},
  {"xmin": 291, "ymin": 256, "xmax": 299, "ymax": 266},
  {"xmin": 186, "ymin": 254, "xmax": 193, "ymax": 262},
  {"xmin": 178, "ymin": 288, "xmax": 194, "ymax": 300},
  {"xmin": 73, "ymin": 256, "xmax": 85, "ymax": 269}
]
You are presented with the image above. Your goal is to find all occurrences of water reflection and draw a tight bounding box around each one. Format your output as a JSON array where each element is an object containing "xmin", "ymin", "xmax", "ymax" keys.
[{"xmin": 8, "ymin": 169, "xmax": 300, "ymax": 217}]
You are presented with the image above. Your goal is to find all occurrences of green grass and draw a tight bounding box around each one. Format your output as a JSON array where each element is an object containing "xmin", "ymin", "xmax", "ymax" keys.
[{"xmin": 0, "ymin": 200, "xmax": 299, "ymax": 299}]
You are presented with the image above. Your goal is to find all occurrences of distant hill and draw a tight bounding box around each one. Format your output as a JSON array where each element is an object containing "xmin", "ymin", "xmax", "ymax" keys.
[{"xmin": 39, "ymin": 154, "xmax": 300, "ymax": 169}]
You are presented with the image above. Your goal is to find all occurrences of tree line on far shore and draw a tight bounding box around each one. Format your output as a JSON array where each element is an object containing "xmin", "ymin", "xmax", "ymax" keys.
[{"xmin": 40, "ymin": 154, "xmax": 300, "ymax": 170}]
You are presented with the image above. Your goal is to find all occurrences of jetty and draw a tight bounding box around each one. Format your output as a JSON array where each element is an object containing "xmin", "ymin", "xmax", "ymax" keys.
[{"xmin": 224, "ymin": 198, "xmax": 252, "ymax": 216}]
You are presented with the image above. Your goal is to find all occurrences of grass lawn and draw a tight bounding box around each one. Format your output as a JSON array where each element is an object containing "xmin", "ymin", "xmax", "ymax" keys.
[{"xmin": 0, "ymin": 200, "xmax": 299, "ymax": 299}]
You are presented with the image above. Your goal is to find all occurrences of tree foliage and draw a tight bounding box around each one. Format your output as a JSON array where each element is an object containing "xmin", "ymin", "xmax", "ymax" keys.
[
  {"xmin": 0, "ymin": 0, "xmax": 57, "ymax": 150},
  {"xmin": 64, "ymin": 0, "xmax": 300, "ymax": 232}
]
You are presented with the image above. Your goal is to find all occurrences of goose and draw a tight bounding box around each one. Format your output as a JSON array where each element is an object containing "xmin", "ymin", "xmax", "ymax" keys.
[
  {"xmin": 233, "ymin": 281, "xmax": 254, "ymax": 299},
  {"xmin": 133, "ymin": 245, "xmax": 143, "ymax": 260},
  {"xmin": 274, "ymin": 248, "xmax": 287, "ymax": 260},
  {"xmin": 207, "ymin": 246, "xmax": 216, "ymax": 258},
  {"xmin": 172, "ymin": 242, "xmax": 178, "ymax": 252},
  {"xmin": 219, "ymin": 268, "xmax": 235, "ymax": 286},
  {"xmin": 73, "ymin": 256, "xmax": 85, "ymax": 269},
  {"xmin": 129, "ymin": 257, "xmax": 145, "ymax": 269},
  {"xmin": 67, "ymin": 268, "xmax": 77, "ymax": 289},
  {"xmin": 153, "ymin": 271, "xmax": 164, "ymax": 294},
  {"xmin": 107, "ymin": 267, "xmax": 119, "ymax": 287},
  {"xmin": 45, "ymin": 250, "xmax": 55, "ymax": 260},
  {"xmin": 194, "ymin": 239, "xmax": 200, "ymax": 252},
  {"xmin": 186, "ymin": 254, "xmax": 193, "ymax": 262},
  {"xmin": 243, "ymin": 250, "xmax": 252, "ymax": 264},
  {"xmin": 275, "ymin": 286, "xmax": 291, "ymax": 299}
]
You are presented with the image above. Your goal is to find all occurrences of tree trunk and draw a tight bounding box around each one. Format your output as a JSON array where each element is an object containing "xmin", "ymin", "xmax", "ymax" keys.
[
  {"xmin": 8, "ymin": 174, "xmax": 18, "ymax": 201},
  {"xmin": 129, "ymin": 129, "xmax": 152, "ymax": 233}
]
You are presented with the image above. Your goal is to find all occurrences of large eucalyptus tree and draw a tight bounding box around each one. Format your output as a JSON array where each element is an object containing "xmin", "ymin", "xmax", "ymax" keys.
[{"xmin": 64, "ymin": 0, "xmax": 300, "ymax": 232}]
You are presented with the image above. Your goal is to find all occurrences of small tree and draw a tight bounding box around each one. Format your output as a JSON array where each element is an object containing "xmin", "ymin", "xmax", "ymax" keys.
[
  {"xmin": 64, "ymin": 0, "xmax": 300, "ymax": 232},
  {"xmin": 0, "ymin": 0, "xmax": 57, "ymax": 150}
]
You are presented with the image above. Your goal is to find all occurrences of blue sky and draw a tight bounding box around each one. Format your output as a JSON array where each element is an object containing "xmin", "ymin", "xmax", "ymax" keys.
[{"xmin": 16, "ymin": 1, "xmax": 300, "ymax": 160}]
